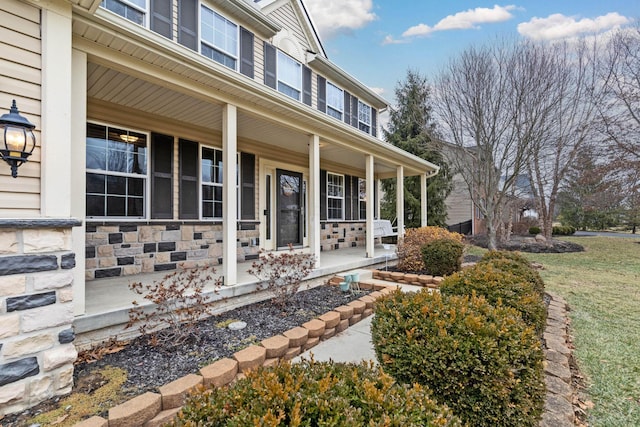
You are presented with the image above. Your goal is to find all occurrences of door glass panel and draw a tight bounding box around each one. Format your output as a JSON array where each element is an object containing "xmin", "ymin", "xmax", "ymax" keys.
[{"xmin": 277, "ymin": 170, "xmax": 302, "ymax": 247}]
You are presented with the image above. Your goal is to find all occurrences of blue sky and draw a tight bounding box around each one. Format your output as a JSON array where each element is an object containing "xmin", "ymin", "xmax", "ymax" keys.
[{"xmin": 304, "ymin": 0, "xmax": 638, "ymax": 106}]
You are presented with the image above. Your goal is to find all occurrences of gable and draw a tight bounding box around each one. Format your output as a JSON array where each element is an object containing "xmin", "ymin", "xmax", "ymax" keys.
[{"xmin": 258, "ymin": 0, "xmax": 324, "ymax": 57}]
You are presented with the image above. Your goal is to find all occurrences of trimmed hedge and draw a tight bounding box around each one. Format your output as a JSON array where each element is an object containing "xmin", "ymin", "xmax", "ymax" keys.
[
  {"xmin": 172, "ymin": 360, "xmax": 462, "ymax": 426},
  {"xmin": 478, "ymin": 256, "xmax": 545, "ymax": 298},
  {"xmin": 396, "ymin": 226, "xmax": 463, "ymax": 272},
  {"xmin": 440, "ymin": 263, "xmax": 546, "ymax": 334},
  {"xmin": 528, "ymin": 226, "xmax": 541, "ymax": 235},
  {"xmin": 372, "ymin": 291, "xmax": 545, "ymax": 427},
  {"xmin": 481, "ymin": 250, "xmax": 531, "ymax": 267},
  {"xmin": 421, "ymin": 238, "xmax": 464, "ymax": 277},
  {"xmin": 553, "ymin": 225, "xmax": 576, "ymax": 235}
]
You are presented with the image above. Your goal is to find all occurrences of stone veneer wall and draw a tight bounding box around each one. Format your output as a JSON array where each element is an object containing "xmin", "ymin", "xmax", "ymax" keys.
[
  {"xmin": 85, "ymin": 222, "xmax": 260, "ymax": 280},
  {"xmin": 320, "ymin": 222, "xmax": 366, "ymax": 252},
  {"xmin": 0, "ymin": 219, "xmax": 81, "ymax": 417}
]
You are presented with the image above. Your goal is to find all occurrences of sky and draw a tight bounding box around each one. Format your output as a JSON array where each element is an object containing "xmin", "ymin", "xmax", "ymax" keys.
[{"xmin": 303, "ymin": 0, "xmax": 638, "ymax": 108}]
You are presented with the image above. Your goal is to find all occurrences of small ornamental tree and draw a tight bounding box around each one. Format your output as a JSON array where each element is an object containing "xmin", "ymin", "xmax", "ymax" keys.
[{"xmin": 248, "ymin": 246, "xmax": 316, "ymax": 308}]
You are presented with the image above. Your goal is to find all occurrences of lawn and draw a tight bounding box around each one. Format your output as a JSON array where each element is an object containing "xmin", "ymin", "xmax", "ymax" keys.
[{"xmin": 474, "ymin": 236, "xmax": 640, "ymax": 426}]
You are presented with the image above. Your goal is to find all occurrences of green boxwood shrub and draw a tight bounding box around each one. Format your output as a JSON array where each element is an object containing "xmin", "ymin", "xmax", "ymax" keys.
[
  {"xmin": 420, "ymin": 238, "xmax": 465, "ymax": 277},
  {"xmin": 440, "ymin": 263, "xmax": 546, "ymax": 334},
  {"xmin": 479, "ymin": 254, "xmax": 545, "ymax": 297},
  {"xmin": 172, "ymin": 359, "xmax": 462, "ymax": 426},
  {"xmin": 528, "ymin": 226, "xmax": 541, "ymax": 235},
  {"xmin": 372, "ymin": 290, "xmax": 544, "ymax": 427},
  {"xmin": 481, "ymin": 250, "xmax": 531, "ymax": 267},
  {"xmin": 552, "ymin": 225, "xmax": 576, "ymax": 235}
]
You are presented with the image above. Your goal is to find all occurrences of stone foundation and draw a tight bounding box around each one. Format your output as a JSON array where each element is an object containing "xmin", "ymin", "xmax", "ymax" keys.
[
  {"xmin": 0, "ymin": 219, "xmax": 81, "ymax": 417},
  {"xmin": 85, "ymin": 222, "xmax": 260, "ymax": 280},
  {"xmin": 320, "ymin": 222, "xmax": 365, "ymax": 252}
]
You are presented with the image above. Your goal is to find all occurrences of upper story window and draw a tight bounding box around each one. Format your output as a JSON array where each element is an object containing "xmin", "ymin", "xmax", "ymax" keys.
[
  {"xmin": 101, "ymin": 0, "xmax": 146, "ymax": 25},
  {"xmin": 277, "ymin": 51, "xmax": 302, "ymax": 101},
  {"xmin": 326, "ymin": 82, "xmax": 344, "ymax": 120},
  {"xmin": 86, "ymin": 123, "xmax": 148, "ymax": 218},
  {"xmin": 200, "ymin": 5, "xmax": 238, "ymax": 70},
  {"xmin": 327, "ymin": 172, "xmax": 344, "ymax": 220},
  {"xmin": 358, "ymin": 100, "xmax": 372, "ymax": 134}
]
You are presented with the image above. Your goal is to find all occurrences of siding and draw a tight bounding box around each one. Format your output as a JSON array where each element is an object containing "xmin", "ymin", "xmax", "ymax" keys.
[
  {"xmin": 445, "ymin": 173, "xmax": 473, "ymax": 226},
  {"xmin": 253, "ymin": 35, "xmax": 264, "ymax": 84},
  {"xmin": 0, "ymin": 0, "xmax": 42, "ymax": 217},
  {"xmin": 269, "ymin": 3, "xmax": 310, "ymax": 52}
]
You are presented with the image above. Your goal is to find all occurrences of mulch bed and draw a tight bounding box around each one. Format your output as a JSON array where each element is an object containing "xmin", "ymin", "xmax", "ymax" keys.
[{"xmin": 467, "ymin": 235, "xmax": 584, "ymax": 253}]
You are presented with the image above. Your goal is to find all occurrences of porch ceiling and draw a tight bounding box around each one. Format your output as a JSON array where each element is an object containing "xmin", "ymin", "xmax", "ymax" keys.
[{"xmin": 87, "ymin": 63, "xmax": 400, "ymax": 176}]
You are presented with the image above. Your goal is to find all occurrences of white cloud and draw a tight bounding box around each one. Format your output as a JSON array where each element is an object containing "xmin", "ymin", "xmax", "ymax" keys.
[
  {"xmin": 304, "ymin": 0, "xmax": 377, "ymax": 40},
  {"xmin": 381, "ymin": 34, "xmax": 409, "ymax": 45},
  {"xmin": 518, "ymin": 12, "xmax": 631, "ymax": 41},
  {"xmin": 402, "ymin": 5, "xmax": 516, "ymax": 38}
]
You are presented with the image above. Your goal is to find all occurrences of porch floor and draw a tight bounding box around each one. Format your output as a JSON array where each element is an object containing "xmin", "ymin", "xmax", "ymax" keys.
[{"xmin": 74, "ymin": 245, "xmax": 397, "ymax": 345}]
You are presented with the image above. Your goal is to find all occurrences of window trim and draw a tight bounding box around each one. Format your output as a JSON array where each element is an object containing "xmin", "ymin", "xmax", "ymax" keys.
[
  {"xmin": 199, "ymin": 145, "xmax": 240, "ymax": 220},
  {"xmin": 199, "ymin": 4, "xmax": 240, "ymax": 71},
  {"xmin": 101, "ymin": 0, "xmax": 149, "ymax": 27},
  {"xmin": 277, "ymin": 50, "xmax": 302, "ymax": 101},
  {"xmin": 358, "ymin": 178, "xmax": 367, "ymax": 220},
  {"xmin": 326, "ymin": 172, "xmax": 345, "ymax": 220},
  {"xmin": 358, "ymin": 100, "xmax": 372, "ymax": 134},
  {"xmin": 85, "ymin": 121, "xmax": 150, "ymax": 220},
  {"xmin": 326, "ymin": 81, "xmax": 344, "ymax": 120}
]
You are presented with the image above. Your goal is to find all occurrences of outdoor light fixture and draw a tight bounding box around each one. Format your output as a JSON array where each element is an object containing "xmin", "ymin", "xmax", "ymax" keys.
[{"xmin": 0, "ymin": 100, "xmax": 36, "ymax": 178}]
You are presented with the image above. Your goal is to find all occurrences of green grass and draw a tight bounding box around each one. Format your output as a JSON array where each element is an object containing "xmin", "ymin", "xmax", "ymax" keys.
[{"xmin": 471, "ymin": 236, "xmax": 640, "ymax": 426}]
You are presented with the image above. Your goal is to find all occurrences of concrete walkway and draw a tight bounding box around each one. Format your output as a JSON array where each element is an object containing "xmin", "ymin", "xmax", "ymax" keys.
[{"xmin": 294, "ymin": 283, "xmax": 422, "ymax": 364}]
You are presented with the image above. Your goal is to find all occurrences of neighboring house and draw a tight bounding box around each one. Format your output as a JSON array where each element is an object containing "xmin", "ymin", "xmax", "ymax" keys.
[{"xmin": 0, "ymin": 0, "xmax": 438, "ymax": 415}]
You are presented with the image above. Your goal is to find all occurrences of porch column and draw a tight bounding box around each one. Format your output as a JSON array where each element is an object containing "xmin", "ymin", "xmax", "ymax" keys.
[
  {"xmin": 396, "ymin": 166, "xmax": 405, "ymax": 238},
  {"xmin": 421, "ymin": 173, "xmax": 428, "ymax": 227},
  {"xmin": 375, "ymin": 178, "xmax": 381, "ymax": 220},
  {"xmin": 365, "ymin": 155, "xmax": 375, "ymax": 258},
  {"xmin": 70, "ymin": 49, "xmax": 87, "ymax": 315},
  {"xmin": 308, "ymin": 135, "xmax": 320, "ymax": 264},
  {"xmin": 223, "ymin": 104, "xmax": 237, "ymax": 285}
]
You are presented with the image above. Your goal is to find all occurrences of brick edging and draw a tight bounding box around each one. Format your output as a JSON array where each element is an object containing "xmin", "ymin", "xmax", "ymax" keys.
[
  {"xmin": 73, "ymin": 282, "xmax": 396, "ymax": 427},
  {"xmin": 371, "ymin": 269, "xmax": 444, "ymax": 288}
]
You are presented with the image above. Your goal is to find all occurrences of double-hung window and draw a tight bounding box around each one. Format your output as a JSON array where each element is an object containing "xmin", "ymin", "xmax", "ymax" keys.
[
  {"xmin": 101, "ymin": 0, "xmax": 146, "ymax": 25},
  {"xmin": 327, "ymin": 172, "xmax": 344, "ymax": 220},
  {"xmin": 358, "ymin": 178, "xmax": 367, "ymax": 220},
  {"xmin": 86, "ymin": 123, "xmax": 148, "ymax": 218},
  {"xmin": 358, "ymin": 100, "xmax": 372, "ymax": 134},
  {"xmin": 326, "ymin": 82, "xmax": 344, "ymax": 120},
  {"xmin": 201, "ymin": 148, "xmax": 240, "ymax": 219},
  {"xmin": 200, "ymin": 5, "xmax": 238, "ymax": 70},
  {"xmin": 277, "ymin": 51, "xmax": 302, "ymax": 100}
]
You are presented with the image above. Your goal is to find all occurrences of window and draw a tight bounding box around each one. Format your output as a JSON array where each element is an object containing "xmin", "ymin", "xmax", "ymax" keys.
[
  {"xmin": 200, "ymin": 5, "xmax": 238, "ymax": 70},
  {"xmin": 101, "ymin": 0, "xmax": 146, "ymax": 25},
  {"xmin": 201, "ymin": 147, "xmax": 239, "ymax": 219},
  {"xmin": 326, "ymin": 82, "xmax": 344, "ymax": 120},
  {"xmin": 86, "ymin": 123, "xmax": 148, "ymax": 218},
  {"xmin": 327, "ymin": 172, "xmax": 344, "ymax": 220},
  {"xmin": 358, "ymin": 100, "xmax": 372, "ymax": 134},
  {"xmin": 277, "ymin": 51, "xmax": 302, "ymax": 100},
  {"xmin": 359, "ymin": 178, "xmax": 367, "ymax": 220}
]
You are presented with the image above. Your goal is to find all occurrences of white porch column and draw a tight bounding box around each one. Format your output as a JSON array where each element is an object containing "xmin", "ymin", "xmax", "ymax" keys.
[
  {"xmin": 308, "ymin": 135, "xmax": 321, "ymax": 264},
  {"xmin": 396, "ymin": 166, "xmax": 404, "ymax": 238},
  {"xmin": 40, "ymin": 1, "xmax": 72, "ymax": 217},
  {"xmin": 70, "ymin": 49, "xmax": 87, "ymax": 315},
  {"xmin": 222, "ymin": 104, "xmax": 237, "ymax": 285},
  {"xmin": 365, "ymin": 155, "xmax": 375, "ymax": 258},
  {"xmin": 375, "ymin": 178, "xmax": 381, "ymax": 220},
  {"xmin": 421, "ymin": 173, "xmax": 428, "ymax": 227}
]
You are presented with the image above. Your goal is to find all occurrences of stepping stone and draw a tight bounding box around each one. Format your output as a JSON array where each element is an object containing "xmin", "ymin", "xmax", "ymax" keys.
[
  {"xmin": 334, "ymin": 305, "xmax": 354, "ymax": 320},
  {"xmin": 159, "ymin": 373, "xmax": 203, "ymax": 409},
  {"xmin": 302, "ymin": 319, "xmax": 325, "ymax": 338},
  {"xmin": 261, "ymin": 335, "xmax": 290, "ymax": 359},
  {"xmin": 318, "ymin": 311, "xmax": 341, "ymax": 329},
  {"xmin": 200, "ymin": 358, "xmax": 238, "ymax": 388},
  {"xmin": 283, "ymin": 327, "xmax": 309, "ymax": 347},
  {"xmin": 109, "ymin": 392, "xmax": 161, "ymax": 427},
  {"xmin": 234, "ymin": 345, "xmax": 266, "ymax": 373}
]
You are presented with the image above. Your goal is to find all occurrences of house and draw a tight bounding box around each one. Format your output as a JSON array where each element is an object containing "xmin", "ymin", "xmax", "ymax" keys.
[{"xmin": 0, "ymin": 0, "xmax": 439, "ymax": 415}]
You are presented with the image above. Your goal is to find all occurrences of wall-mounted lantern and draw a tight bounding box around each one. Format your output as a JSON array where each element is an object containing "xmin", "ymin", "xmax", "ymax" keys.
[{"xmin": 0, "ymin": 100, "xmax": 36, "ymax": 178}]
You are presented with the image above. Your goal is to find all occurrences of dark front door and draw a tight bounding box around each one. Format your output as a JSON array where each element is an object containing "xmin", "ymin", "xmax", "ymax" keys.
[{"xmin": 276, "ymin": 169, "xmax": 303, "ymax": 247}]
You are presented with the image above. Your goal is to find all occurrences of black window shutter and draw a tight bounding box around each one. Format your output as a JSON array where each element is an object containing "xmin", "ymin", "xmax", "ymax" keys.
[
  {"xmin": 151, "ymin": 133, "xmax": 174, "ymax": 219},
  {"xmin": 372, "ymin": 108, "xmax": 377, "ymax": 137},
  {"xmin": 302, "ymin": 66, "xmax": 312, "ymax": 106},
  {"xmin": 320, "ymin": 169, "xmax": 327, "ymax": 221},
  {"xmin": 264, "ymin": 42, "xmax": 277, "ymax": 89},
  {"xmin": 179, "ymin": 139, "xmax": 199, "ymax": 219},
  {"xmin": 150, "ymin": 0, "xmax": 172, "ymax": 39},
  {"xmin": 343, "ymin": 90, "xmax": 351, "ymax": 125},
  {"xmin": 178, "ymin": 0, "xmax": 198, "ymax": 51},
  {"xmin": 240, "ymin": 152, "xmax": 255, "ymax": 220},
  {"xmin": 351, "ymin": 95, "xmax": 359, "ymax": 128},
  {"xmin": 317, "ymin": 76, "xmax": 326, "ymax": 113},
  {"xmin": 240, "ymin": 27, "xmax": 254, "ymax": 78},
  {"xmin": 344, "ymin": 175, "xmax": 352, "ymax": 220}
]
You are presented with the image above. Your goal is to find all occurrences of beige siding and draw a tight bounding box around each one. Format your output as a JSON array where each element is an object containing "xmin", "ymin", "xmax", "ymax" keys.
[
  {"xmin": 445, "ymin": 173, "xmax": 473, "ymax": 226},
  {"xmin": 254, "ymin": 35, "xmax": 264, "ymax": 84},
  {"xmin": 0, "ymin": 0, "xmax": 42, "ymax": 217},
  {"xmin": 269, "ymin": 3, "xmax": 310, "ymax": 52}
]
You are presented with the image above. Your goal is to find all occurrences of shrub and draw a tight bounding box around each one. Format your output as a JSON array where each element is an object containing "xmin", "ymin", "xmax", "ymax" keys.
[
  {"xmin": 479, "ymin": 257, "xmax": 545, "ymax": 297},
  {"xmin": 553, "ymin": 225, "xmax": 576, "ymax": 235},
  {"xmin": 127, "ymin": 265, "xmax": 221, "ymax": 346},
  {"xmin": 248, "ymin": 246, "xmax": 316, "ymax": 308},
  {"xmin": 396, "ymin": 226, "xmax": 463, "ymax": 272},
  {"xmin": 172, "ymin": 359, "xmax": 463, "ymax": 426},
  {"xmin": 528, "ymin": 226, "xmax": 541, "ymax": 235},
  {"xmin": 420, "ymin": 238, "xmax": 464, "ymax": 276},
  {"xmin": 481, "ymin": 250, "xmax": 531, "ymax": 267},
  {"xmin": 372, "ymin": 290, "xmax": 545, "ymax": 427},
  {"xmin": 440, "ymin": 263, "xmax": 546, "ymax": 334}
]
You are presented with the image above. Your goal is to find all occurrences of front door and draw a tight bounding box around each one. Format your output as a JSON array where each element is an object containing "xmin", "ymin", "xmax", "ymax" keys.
[{"xmin": 276, "ymin": 169, "xmax": 303, "ymax": 247}]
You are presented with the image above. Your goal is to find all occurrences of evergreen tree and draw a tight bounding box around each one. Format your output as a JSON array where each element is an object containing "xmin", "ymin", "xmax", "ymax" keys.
[{"xmin": 381, "ymin": 70, "xmax": 452, "ymax": 228}]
